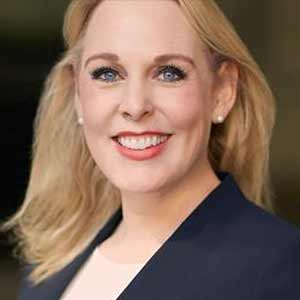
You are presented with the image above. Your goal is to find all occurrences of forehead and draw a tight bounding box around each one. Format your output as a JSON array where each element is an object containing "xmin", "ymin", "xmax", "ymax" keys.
[{"xmin": 82, "ymin": 0, "xmax": 206, "ymax": 62}]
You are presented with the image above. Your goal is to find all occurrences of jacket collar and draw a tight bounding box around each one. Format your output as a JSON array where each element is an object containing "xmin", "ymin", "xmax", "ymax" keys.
[{"xmin": 21, "ymin": 171, "xmax": 248, "ymax": 300}]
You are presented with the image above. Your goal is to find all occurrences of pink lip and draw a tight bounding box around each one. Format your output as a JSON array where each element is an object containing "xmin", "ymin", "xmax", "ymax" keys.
[
  {"xmin": 111, "ymin": 134, "xmax": 172, "ymax": 161},
  {"xmin": 113, "ymin": 131, "xmax": 171, "ymax": 137}
]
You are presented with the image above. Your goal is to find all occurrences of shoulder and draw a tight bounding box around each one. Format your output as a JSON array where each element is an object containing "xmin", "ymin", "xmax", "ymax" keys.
[
  {"xmin": 251, "ymin": 224, "xmax": 300, "ymax": 298},
  {"xmin": 234, "ymin": 196, "xmax": 300, "ymax": 297},
  {"xmin": 18, "ymin": 264, "xmax": 37, "ymax": 300},
  {"xmin": 18, "ymin": 263, "xmax": 59, "ymax": 300},
  {"xmin": 18, "ymin": 261, "xmax": 75, "ymax": 300},
  {"xmin": 216, "ymin": 179, "xmax": 300, "ymax": 263},
  {"xmin": 236, "ymin": 196, "xmax": 300, "ymax": 247},
  {"xmin": 216, "ymin": 171, "xmax": 300, "ymax": 247},
  {"xmin": 213, "ymin": 188, "xmax": 300, "ymax": 297}
]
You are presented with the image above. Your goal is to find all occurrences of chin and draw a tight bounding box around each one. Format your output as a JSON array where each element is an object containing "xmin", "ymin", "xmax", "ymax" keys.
[{"xmin": 112, "ymin": 177, "xmax": 168, "ymax": 194}]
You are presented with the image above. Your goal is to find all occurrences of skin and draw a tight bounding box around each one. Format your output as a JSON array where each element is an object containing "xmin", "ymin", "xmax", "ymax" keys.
[{"xmin": 75, "ymin": 0, "xmax": 238, "ymax": 263}]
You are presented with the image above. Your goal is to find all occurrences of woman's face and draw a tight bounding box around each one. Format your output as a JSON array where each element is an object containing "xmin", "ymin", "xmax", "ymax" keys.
[{"xmin": 76, "ymin": 0, "xmax": 234, "ymax": 194}]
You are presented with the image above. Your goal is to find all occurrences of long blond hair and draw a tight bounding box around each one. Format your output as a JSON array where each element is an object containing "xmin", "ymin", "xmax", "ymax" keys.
[{"xmin": 0, "ymin": 0, "xmax": 276, "ymax": 286}]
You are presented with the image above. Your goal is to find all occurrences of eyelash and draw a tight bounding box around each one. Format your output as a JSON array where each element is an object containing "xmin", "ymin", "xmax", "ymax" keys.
[{"xmin": 89, "ymin": 63, "xmax": 187, "ymax": 84}]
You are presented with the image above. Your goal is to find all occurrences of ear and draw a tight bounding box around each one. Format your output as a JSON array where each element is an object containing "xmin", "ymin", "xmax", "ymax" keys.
[
  {"xmin": 212, "ymin": 61, "xmax": 239, "ymax": 123},
  {"xmin": 74, "ymin": 87, "xmax": 85, "ymax": 125},
  {"xmin": 74, "ymin": 71, "xmax": 84, "ymax": 117},
  {"xmin": 74, "ymin": 92, "xmax": 83, "ymax": 118}
]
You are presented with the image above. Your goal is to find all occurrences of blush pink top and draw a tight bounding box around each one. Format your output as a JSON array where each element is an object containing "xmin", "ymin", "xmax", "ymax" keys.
[{"xmin": 60, "ymin": 246, "xmax": 147, "ymax": 300}]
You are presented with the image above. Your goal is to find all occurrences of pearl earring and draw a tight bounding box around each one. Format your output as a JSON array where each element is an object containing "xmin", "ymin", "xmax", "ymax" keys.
[
  {"xmin": 78, "ymin": 117, "xmax": 84, "ymax": 125},
  {"xmin": 216, "ymin": 115, "xmax": 224, "ymax": 123}
]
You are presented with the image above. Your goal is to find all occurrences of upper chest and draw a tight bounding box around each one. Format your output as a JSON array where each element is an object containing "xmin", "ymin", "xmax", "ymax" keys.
[{"xmin": 60, "ymin": 246, "xmax": 148, "ymax": 300}]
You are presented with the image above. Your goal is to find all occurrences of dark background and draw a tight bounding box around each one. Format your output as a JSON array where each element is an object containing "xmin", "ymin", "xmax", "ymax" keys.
[{"xmin": 1, "ymin": 1, "xmax": 300, "ymax": 299}]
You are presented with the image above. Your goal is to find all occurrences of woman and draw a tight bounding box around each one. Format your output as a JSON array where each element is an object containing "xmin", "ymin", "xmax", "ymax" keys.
[{"xmin": 1, "ymin": 0, "xmax": 300, "ymax": 299}]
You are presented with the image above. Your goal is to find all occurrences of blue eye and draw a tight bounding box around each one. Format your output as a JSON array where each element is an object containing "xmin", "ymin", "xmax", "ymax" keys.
[
  {"xmin": 157, "ymin": 64, "xmax": 187, "ymax": 82},
  {"xmin": 90, "ymin": 67, "xmax": 119, "ymax": 83},
  {"xmin": 90, "ymin": 64, "xmax": 187, "ymax": 84}
]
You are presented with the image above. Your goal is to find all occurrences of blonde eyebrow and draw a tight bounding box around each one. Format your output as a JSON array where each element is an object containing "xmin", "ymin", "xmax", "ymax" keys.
[{"xmin": 84, "ymin": 52, "xmax": 196, "ymax": 69}]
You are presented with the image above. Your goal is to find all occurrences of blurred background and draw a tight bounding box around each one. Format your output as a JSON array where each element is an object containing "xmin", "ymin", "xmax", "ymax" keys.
[{"xmin": 1, "ymin": 1, "xmax": 299, "ymax": 299}]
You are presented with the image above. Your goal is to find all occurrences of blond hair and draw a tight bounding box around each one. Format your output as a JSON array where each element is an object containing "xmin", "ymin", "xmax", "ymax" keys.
[{"xmin": 0, "ymin": 0, "xmax": 276, "ymax": 286}]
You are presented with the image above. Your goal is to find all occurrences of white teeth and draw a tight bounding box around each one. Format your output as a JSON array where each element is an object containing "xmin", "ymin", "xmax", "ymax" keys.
[{"xmin": 117, "ymin": 135, "xmax": 168, "ymax": 150}]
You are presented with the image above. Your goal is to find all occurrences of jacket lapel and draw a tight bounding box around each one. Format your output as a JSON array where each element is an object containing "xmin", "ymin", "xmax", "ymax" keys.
[
  {"xmin": 20, "ymin": 171, "xmax": 247, "ymax": 300},
  {"xmin": 115, "ymin": 171, "xmax": 244, "ymax": 300}
]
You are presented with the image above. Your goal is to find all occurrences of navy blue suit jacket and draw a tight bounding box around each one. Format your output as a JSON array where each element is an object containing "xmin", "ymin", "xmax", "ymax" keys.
[{"xmin": 19, "ymin": 171, "xmax": 300, "ymax": 299}]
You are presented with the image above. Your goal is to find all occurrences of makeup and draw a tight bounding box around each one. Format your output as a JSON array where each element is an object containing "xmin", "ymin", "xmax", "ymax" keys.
[{"xmin": 111, "ymin": 135, "xmax": 172, "ymax": 161}]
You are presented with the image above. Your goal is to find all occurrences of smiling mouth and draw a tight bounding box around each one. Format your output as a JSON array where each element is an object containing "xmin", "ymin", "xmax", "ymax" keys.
[
  {"xmin": 111, "ymin": 133, "xmax": 172, "ymax": 160},
  {"xmin": 111, "ymin": 133, "xmax": 172, "ymax": 139},
  {"xmin": 111, "ymin": 134, "xmax": 172, "ymax": 148}
]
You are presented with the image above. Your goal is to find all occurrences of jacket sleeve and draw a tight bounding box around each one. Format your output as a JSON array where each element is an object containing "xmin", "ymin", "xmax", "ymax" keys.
[{"xmin": 254, "ymin": 237, "xmax": 300, "ymax": 299}]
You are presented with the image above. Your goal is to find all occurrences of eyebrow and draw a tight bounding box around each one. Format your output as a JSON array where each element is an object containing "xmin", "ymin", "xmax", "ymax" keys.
[{"xmin": 84, "ymin": 52, "xmax": 196, "ymax": 69}]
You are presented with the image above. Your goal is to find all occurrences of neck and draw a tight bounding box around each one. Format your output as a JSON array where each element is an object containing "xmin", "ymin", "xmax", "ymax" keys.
[{"xmin": 113, "ymin": 161, "xmax": 221, "ymax": 249}]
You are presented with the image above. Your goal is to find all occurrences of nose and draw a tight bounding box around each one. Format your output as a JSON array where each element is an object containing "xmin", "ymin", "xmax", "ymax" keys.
[{"xmin": 118, "ymin": 78, "xmax": 154, "ymax": 121}]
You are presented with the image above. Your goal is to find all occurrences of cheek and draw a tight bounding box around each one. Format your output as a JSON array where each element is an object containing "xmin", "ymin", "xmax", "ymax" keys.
[{"xmin": 165, "ymin": 85, "xmax": 211, "ymax": 131}]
